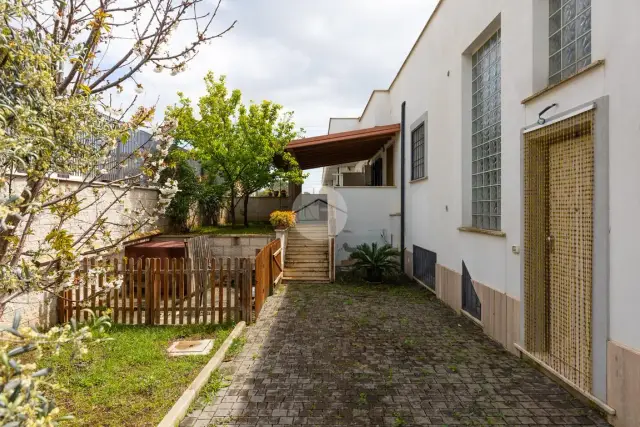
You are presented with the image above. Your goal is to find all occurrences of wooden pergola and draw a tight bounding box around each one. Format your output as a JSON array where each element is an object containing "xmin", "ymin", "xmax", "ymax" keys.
[{"xmin": 286, "ymin": 124, "xmax": 400, "ymax": 170}]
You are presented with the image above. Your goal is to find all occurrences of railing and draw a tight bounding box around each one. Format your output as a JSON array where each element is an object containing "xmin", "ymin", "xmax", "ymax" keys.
[
  {"xmin": 254, "ymin": 239, "xmax": 283, "ymax": 317},
  {"xmin": 57, "ymin": 256, "xmax": 253, "ymax": 325}
]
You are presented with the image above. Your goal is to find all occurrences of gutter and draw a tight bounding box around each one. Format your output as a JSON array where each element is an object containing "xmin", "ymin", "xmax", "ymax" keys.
[{"xmin": 400, "ymin": 101, "xmax": 406, "ymax": 273}]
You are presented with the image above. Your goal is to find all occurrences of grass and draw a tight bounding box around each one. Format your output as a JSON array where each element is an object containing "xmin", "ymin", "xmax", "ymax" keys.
[
  {"xmin": 189, "ymin": 333, "xmax": 247, "ymax": 413},
  {"xmin": 190, "ymin": 222, "xmax": 274, "ymax": 235},
  {"xmin": 41, "ymin": 323, "xmax": 234, "ymax": 427}
]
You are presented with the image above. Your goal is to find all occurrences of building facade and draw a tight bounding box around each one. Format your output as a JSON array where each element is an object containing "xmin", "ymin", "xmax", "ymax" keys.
[{"xmin": 290, "ymin": 1, "xmax": 640, "ymax": 425}]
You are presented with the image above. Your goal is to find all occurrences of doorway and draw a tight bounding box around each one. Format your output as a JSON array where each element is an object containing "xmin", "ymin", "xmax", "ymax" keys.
[{"xmin": 523, "ymin": 110, "xmax": 594, "ymax": 393}]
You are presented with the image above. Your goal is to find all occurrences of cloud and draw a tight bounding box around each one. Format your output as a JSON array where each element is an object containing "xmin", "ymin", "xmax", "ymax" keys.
[{"xmin": 103, "ymin": 0, "xmax": 439, "ymax": 190}]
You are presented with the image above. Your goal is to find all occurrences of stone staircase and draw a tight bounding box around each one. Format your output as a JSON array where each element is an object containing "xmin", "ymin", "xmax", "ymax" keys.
[{"xmin": 284, "ymin": 222, "xmax": 330, "ymax": 283}]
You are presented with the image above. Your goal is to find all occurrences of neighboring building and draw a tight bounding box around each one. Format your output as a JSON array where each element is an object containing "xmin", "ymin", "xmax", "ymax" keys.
[{"xmin": 287, "ymin": 1, "xmax": 640, "ymax": 425}]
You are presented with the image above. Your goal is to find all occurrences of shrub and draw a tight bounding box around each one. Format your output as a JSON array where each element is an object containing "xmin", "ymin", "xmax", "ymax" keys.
[
  {"xmin": 349, "ymin": 242, "xmax": 401, "ymax": 283},
  {"xmin": 269, "ymin": 210, "xmax": 296, "ymax": 229}
]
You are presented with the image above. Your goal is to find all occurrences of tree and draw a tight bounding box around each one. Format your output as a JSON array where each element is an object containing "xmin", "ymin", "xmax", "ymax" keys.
[
  {"xmin": 160, "ymin": 147, "xmax": 200, "ymax": 232},
  {"xmin": 167, "ymin": 72, "xmax": 306, "ymax": 227},
  {"xmin": 0, "ymin": 0, "xmax": 233, "ymax": 422},
  {"xmin": 236, "ymin": 101, "xmax": 305, "ymax": 227}
]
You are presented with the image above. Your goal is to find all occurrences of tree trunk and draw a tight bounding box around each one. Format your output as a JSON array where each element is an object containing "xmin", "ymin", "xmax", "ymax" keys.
[
  {"xmin": 229, "ymin": 187, "xmax": 236, "ymax": 227},
  {"xmin": 243, "ymin": 193, "xmax": 250, "ymax": 228}
]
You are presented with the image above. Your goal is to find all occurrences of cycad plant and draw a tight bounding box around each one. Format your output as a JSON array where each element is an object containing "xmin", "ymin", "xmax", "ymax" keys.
[{"xmin": 349, "ymin": 242, "xmax": 402, "ymax": 283}]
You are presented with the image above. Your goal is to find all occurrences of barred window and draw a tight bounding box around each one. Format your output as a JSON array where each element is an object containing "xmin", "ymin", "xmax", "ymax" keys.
[
  {"xmin": 471, "ymin": 29, "xmax": 501, "ymax": 231},
  {"xmin": 411, "ymin": 123, "xmax": 425, "ymax": 180},
  {"xmin": 549, "ymin": 0, "xmax": 591, "ymax": 85}
]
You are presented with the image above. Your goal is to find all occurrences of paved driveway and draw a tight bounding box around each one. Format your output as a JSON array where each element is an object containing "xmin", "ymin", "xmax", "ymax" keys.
[{"xmin": 182, "ymin": 281, "xmax": 609, "ymax": 426}]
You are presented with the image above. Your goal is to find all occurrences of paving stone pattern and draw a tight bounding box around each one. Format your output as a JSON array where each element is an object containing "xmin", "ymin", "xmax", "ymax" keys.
[{"xmin": 181, "ymin": 281, "xmax": 610, "ymax": 426}]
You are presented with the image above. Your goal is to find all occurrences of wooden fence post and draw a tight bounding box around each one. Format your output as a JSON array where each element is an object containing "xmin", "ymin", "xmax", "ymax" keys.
[
  {"xmin": 146, "ymin": 258, "xmax": 153, "ymax": 325},
  {"xmin": 268, "ymin": 245, "xmax": 274, "ymax": 297}
]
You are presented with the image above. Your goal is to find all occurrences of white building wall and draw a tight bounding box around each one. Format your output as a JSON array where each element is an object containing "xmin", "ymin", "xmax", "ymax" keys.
[
  {"xmin": 328, "ymin": 118, "xmax": 360, "ymax": 134},
  {"xmin": 354, "ymin": 0, "xmax": 640, "ymax": 350},
  {"xmin": 331, "ymin": 187, "xmax": 400, "ymax": 265}
]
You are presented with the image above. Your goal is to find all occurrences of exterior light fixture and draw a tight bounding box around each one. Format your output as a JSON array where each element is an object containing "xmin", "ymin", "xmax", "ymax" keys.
[{"xmin": 537, "ymin": 103, "xmax": 558, "ymax": 125}]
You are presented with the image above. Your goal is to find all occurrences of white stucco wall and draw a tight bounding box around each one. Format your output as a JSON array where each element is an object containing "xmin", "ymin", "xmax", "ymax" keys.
[
  {"xmin": 331, "ymin": 187, "xmax": 400, "ymax": 264},
  {"xmin": 328, "ymin": 0, "xmax": 640, "ymax": 350},
  {"xmin": 328, "ymin": 118, "xmax": 360, "ymax": 134},
  {"xmin": 0, "ymin": 176, "xmax": 162, "ymax": 328}
]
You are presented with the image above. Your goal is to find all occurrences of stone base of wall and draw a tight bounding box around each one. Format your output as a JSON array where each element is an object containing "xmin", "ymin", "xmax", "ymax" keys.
[
  {"xmin": 435, "ymin": 264, "xmax": 462, "ymax": 313},
  {"xmin": 434, "ymin": 264, "xmax": 520, "ymax": 355},
  {"xmin": 607, "ymin": 341, "xmax": 640, "ymax": 427}
]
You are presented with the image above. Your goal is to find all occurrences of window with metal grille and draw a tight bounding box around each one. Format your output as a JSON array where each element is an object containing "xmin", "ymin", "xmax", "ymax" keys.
[
  {"xmin": 413, "ymin": 245, "xmax": 436, "ymax": 291},
  {"xmin": 461, "ymin": 261, "xmax": 481, "ymax": 320},
  {"xmin": 549, "ymin": 0, "xmax": 591, "ymax": 85},
  {"xmin": 411, "ymin": 124, "xmax": 425, "ymax": 180},
  {"xmin": 471, "ymin": 29, "xmax": 501, "ymax": 231}
]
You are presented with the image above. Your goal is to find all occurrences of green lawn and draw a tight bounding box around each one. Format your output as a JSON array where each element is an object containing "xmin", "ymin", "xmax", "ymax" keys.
[
  {"xmin": 42, "ymin": 323, "xmax": 234, "ymax": 427},
  {"xmin": 191, "ymin": 222, "xmax": 274, "ymax": 235}
]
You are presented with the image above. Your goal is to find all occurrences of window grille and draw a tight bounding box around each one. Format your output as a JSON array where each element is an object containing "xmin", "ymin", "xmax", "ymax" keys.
[{"xmin": 411, "ymin": 124, "xmax": 425, "ymax": 180}]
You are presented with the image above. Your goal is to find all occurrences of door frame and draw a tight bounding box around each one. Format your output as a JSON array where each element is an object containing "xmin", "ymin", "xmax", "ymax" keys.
[{"xmin": 520, "ymin": 96, "xmax": 609, "ymax": 401}]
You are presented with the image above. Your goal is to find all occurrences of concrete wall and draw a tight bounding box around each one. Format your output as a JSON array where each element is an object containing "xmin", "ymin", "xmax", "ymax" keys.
[
  {"xmin": 328, "ymin": 118, "xmax": 360, "ymax": 134},
  {"xmin": 0, "ymin": 176, "xmax": 161, "ymax": 328},
  {"xmin": 331, "ymin": 187, "xmax": 400, "ymax": 265},
  {"xmin": 154, "ymin": 234, "xmax": 274, "ymax": 259},
  {"xmin": 222, "ymin": 196, "xmax": 292, "ymax": 223}
]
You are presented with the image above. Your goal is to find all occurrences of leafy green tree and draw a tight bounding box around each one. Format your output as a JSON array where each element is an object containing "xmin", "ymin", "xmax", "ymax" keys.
[
  {"xmin": 236, "ymin": 101, "xmax": 306, "ymax": 227},
  {"xmin": 167, "ymin": 72, "xmax": 306, "ymax": 228},
  {"xmin": 160, "ymin": 148, "xmax": 201, "ymax": 232}
]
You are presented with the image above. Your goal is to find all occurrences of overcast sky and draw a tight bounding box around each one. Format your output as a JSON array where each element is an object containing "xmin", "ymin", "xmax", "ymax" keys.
[{"xmin": 121, "ymin": 0, "xmax": 439, "ymax": 192}]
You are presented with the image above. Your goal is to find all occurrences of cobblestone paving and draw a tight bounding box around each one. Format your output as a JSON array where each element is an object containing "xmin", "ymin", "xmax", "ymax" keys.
[{"xmin": 181, "ymin": 281, "xmax": 610, "ymax": 426}]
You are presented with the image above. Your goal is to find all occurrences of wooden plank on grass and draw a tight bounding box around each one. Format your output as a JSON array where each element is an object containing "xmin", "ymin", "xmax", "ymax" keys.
[
  {"xmin": 171, "ymin": 258, "xmax": 177, "ymax": 324},
  {"xmin": 121, "ymin": 258, "xmax": 127, "ymax": 323},
  {"xmin": 226, "ymin": 257, "xmax": 232, "ymax": 322},
  {"xmin": 163, "ymin": 257, "xmax": 169, "ymax": 324},
  {"xmin": 186, "ymin": 259, "xmax": 192, "ymax": 325},
  {"xmin": 155, "ymin": 258, "xmax": 161, "ymax": 324},
  {"xmin": 129, "ymin": 258, "xmax": 134, "ymax": 323},
  {"xmin": 210, "ymin": 258, "xmax": 216, "ymax": 325},
  {"xmin": 179, "ymin": 258, "xmax": 185, "ymax": 324},
  {"xmin": 136, "ymin": 258, "xmax": 142, "ymax": 324},
  {"xmin": 193, "ymin": 258, "xmax": 199, "ymax": 324},
  {"xmin": 83, "ymin": 258, "xmax": 89, "ymax": 321},
  {"xmin": 145, "ymin": 258, "xmax": 152, "ymax": 325},
  {"xmin": 218, "ymin": 258, "xmax": 224, "ymax": 323},
  {"xmin": 113, "ymin": 258, "xmax": 119, "ymax": 323},
  {"xmin": 234, "ymin": 257, "xmax": 240, "ymax": 322},
  {"xmin": 91, "ymin": 258, "xmax": 97, "ymax": 314}
]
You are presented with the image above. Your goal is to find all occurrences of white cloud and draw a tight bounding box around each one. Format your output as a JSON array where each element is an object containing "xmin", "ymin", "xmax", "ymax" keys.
[{"xmin": 102, "ymin": 0, "xmax": 439, "ymax": 190}]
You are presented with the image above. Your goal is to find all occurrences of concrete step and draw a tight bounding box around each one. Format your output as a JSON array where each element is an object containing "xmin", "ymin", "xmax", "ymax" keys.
[
  {"xmin": 286, "ymin": 246, "xmax": 329, "ymax": 254},
  {"xmin": 285, "ymin": 255, "xmax": 329, "ymax": 263},
  {"xmin": 284, "ymin": 267, "xmax": 329, "ymax": 275},
  {"xmin": 285, "ymin": 260, "xmax": 329, "ymax": 268},
  {"xmin": 287, "ymin": 239, "xmax": 328, "ymax": 245},
  {"xmin": 283, "ymin": 276, "xmax": 330, "ymax": 283},
  {"xmin": 283, "ymin": 271, "xmax": 330, "ymax": 278}
]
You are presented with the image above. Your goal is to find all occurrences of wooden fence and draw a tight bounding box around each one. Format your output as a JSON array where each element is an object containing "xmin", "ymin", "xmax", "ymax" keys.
[
  {"xmin": 254, "ymin": 239, "xmax": 283, "ymax": 317},
  {"xmin": 57, "ymin": 257, "xmax": 253, "ymax": 325}
]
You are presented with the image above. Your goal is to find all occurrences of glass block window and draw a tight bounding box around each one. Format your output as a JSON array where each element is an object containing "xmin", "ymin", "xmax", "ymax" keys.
[
  {"xmin": 411, "ymin": 123, "xmax": 425, "ymax": 180},
  {"xmin": 471, "ymin": 29, "xmax": 501, "ymax": 231},
  {"xmin": 549, "ymin": 0, "xmax": 591, "ymax": 85}
]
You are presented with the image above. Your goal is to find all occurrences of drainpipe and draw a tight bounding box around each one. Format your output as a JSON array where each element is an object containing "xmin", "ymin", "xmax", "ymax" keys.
[{"xmin": 400, "ymin": 101, "xmax": 406, "ymax": 273}]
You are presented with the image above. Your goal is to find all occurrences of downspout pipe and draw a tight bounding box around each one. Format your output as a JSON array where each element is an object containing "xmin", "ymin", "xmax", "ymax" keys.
[{"xmin": 400, "ymin": 101, "xmax": 406, "ymax": 273}]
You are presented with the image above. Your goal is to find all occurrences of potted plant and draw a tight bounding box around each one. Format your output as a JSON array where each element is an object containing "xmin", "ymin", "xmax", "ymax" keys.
[
  {"xmin": 269, "ymin": 210, "xmax": 296, "ymax": 230},
  {"xmin": 349, "ymin": 242, "xmax": 401, "ymax": 283}
]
